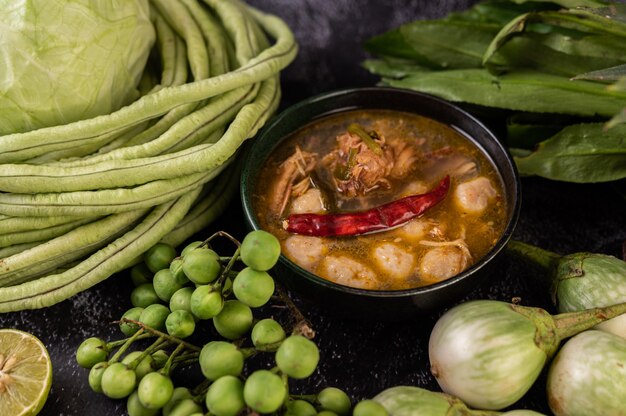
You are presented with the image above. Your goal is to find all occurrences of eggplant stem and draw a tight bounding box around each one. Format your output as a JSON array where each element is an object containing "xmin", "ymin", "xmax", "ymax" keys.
[
  {"xmin": 554, "ymin": 301, "xmax": 626, "ymax": 340},
  {"xmin": 506, "ymin": 241, "xmax": 561, "ymax": 300},
  {"xmin": 506, "ymin": 240, "xmax": 560, "ymax": 272}
]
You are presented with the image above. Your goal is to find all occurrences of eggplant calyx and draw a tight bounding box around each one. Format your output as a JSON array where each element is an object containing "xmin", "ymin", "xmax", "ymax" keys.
[
  {"xmin": 510, "ymin": 304, "xmax": 560, "ymax": 358},
  {"xmin": 558, "ymin": 253, "xmax": 588, "ymax": 279}
]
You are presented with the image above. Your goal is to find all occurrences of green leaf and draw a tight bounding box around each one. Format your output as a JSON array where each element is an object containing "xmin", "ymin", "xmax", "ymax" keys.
[
  {"xmin": 483, "ymin": 11, "xmax": 534, "ymax": 66},
  {"xmin": 366, "ymin": 20, "xmax": 502, "ymax": 69},
  {"xmin": 361, "ymin": 59, "xmax": 430, "ymax": 79},
  {"xmin": 483, "ymin": 5, "xmax": 626, "ymax": 67},
  {"xmin": 383, "ymin": 69, "xmax": 626, "ymax": 117},
  {"xmin": 514, "ymin": 123, "xmax": 626, "ymax": 182},
  {"xmin": 507, "ymin": 123, "xmax": 566, "ymax": 149},
  {"xmin": 510, "ymin": 0, "xmax": 608, "ymax": 7},
  {"xmin": 540, "ymin": 7, "xmax": 626, "ymax": 36},
  {"xmin": 574, "ymin": 64, "xmax": 626, "ymax": 81},
  {"xmin": 453, "ymin": 0, "xmax": 561, "ymax": 25},
  {"xmin": 609, "ymin": 76, "xmax": 626, "ymax": 91},
  {"xmin": 605, "ymin": 108, "xmax": 626, "ymax": 129},
  {"xmin": 538, "ymin": 32, "xmax": 626, "ymax": 62},
  {"xmin": 365, "ymin": 28, "xmax": 433, "ymax": 65},
  {"xmin": 493, "ymin": 36, "xmax": 624, "ymax": 77}
]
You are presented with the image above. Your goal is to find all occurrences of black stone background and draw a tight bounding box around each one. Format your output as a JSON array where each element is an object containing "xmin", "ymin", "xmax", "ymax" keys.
[{"xmin": 1, "ymin": 1, "xmax": 626, "ymax": 415}]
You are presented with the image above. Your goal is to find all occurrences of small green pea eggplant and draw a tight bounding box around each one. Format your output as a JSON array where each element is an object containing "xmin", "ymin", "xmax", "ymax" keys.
[
  {"xmin": 428, "ymin": 299, "xmax": 626, "ymax": 410},
  {"xmin": 507, "ymin": 240, "xmax": 626, "ymax": 338},
  {"xmin": 373, "ymin": 386, "xmax": 546, "ymax": 416},
  {"xmin": 547, "ymin": 330, "xmax": 626, "ymax": 416}
]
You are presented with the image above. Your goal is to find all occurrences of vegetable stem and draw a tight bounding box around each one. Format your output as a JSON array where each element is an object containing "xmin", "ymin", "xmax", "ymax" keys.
[
  {"xmin": 347, "ymin": 123, "xmax": 383, "ymax": 155},
  {"xmin": 554, "ymin": 301, "xmax": 626, "ymax": 340},
  {"xmin": 276, "ymin": 284, "xmax": 314, "ymax": 339},
  {"xmin": 108, "ymin": 328, "xmax": 145, "ymax": 364},
  {"xmin": 506, "ymin": 240, "xmax": 561, "ymax": 272},
  {"xmin": 121, "ymin": 319, "xmax": 202, "ymax": 352},
  {"xmin": 161, "ymin": 342, "xmax": 186, "ymax": 376}
]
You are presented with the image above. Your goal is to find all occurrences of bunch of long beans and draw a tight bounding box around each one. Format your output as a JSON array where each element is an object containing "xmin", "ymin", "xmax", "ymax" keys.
[{"xmin": 0, "ymin": 0, "xmax": 297, "ymax": 312}]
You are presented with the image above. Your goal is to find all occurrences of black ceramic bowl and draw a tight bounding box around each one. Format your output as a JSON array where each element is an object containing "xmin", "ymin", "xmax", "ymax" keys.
[{"xmin": 240, "ymin": 87, "xmax": 520, "ymax": 319}]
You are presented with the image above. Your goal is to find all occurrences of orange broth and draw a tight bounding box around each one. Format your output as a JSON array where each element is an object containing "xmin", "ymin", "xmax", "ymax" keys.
[{"xmin": 252, "ymin": 109, "xmax": 507, "ymax": 290}]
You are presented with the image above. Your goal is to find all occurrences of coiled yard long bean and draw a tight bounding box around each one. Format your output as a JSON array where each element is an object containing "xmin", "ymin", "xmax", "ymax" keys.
[
  {"xmin": 0, "ymin": 215, "xmax": 93, "ymax": 234},
  {"xmin": 52, "ymin": 83, "xmax": 260, "ymax": 168},
  {"xmin": 0, "ymin": 210, "xmax": 148, "ymax": 287},
  {"xmin": 0, "ymin": 6, "xmax": 294, "ymax": 162},
  {"xmin": 162, "ymin": 155, "xmax": 242, "ymax": 247},
  {"xmin": 0, "ymin": 218, "xmax": 96, "ymax": 248},
  {"xmin": 0, "ymin": 0, "xmax": 297, "ymax": 311},
  {"xmin": 0, "ymin": 75, "xmax": 277, "ymax": 195},
  {"xmin": 0, "ymin": 190, "xmax": 200, "ymax": 312}
]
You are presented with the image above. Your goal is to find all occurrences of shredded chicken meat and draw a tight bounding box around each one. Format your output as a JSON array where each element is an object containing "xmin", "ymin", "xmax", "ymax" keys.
[
  {"xmin": 270, "ymin": 146, "xmax": 318, "ymax": 215},
  {"xmin": 322, "ymin": 127, "xmax": 420, "ymax": 198}
]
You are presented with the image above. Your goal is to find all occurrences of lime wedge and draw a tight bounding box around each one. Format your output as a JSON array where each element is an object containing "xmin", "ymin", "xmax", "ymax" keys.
[{"xmin": 0, "ymin": 329, "xmax": 52, "ymax": 416}]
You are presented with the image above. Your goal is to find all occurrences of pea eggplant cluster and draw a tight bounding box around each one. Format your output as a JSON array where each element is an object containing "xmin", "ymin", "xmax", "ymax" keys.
[{"xmin": 76, "ymin": 230, "xmax": 388, "ymax": 416}]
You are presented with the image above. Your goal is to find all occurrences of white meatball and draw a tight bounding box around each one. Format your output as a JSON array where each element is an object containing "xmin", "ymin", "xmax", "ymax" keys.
[
  {"xmin": 290, "ymin": 188, "xmax": 325, "ymax": 214},
  {"xmin": 453, "ymin": 176, "xmax": 497, "ymax": 214},
  {"xmin": 399, "ymin": 218, "xmax": 431, "ymax": 241},
  {"xmin": 400, "ymin": 180, "xmax": 428, "ymax": 197},
  {"xmin": 321, "ymin": 255, "xmax": 377, "ymax": 289},
  {"xmin": 372, "ymin": 242, "xmax": 415, "ymax": 279},
  {"xmin": 419, "ymin": 245, "xmax": 469, "ymax": 282},
  {"xmin": 284, "ymin": 235, "xmax": 325, "ymax": 270}
]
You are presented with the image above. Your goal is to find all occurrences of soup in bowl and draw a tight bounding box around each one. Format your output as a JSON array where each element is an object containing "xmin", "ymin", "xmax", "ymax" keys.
[{"xmin": 240, "ymin": 88, "xmax": 520, "ymax": 318}]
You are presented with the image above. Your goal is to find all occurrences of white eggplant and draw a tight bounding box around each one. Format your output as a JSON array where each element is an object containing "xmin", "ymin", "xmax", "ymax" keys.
[
  {"xmin": 373, "ymin": 386, "xmax": 546, "ymax": 416},
  {"xmin": 428, "ymin": 299, "xmax": 626, "ymax": 410},
  {"xmin": 507, "ymin": 240, "xmax": 626, "ymax": 338},
  {"xmin": 547, "ymin": 330, "xmax": 626, "ymax": 416}
]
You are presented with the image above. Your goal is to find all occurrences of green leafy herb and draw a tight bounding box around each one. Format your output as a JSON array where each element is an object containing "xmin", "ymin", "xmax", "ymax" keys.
[
  {"xmin": 513, "ymin": 123, "xmax": 626, "ymax": 182},
  {"xmin": 383, "ymin": 69, "xmax": 626, "ymax": 117},
  {"xmin": 364, "ymin": 0, "xmax": 626, "ymax": 182},
  {"xmin": 347, "ymin": 123, "xmax": 383, "ymax": 155},
  {"xmin": 574, "ymin": 63, "xmax": 626, "ymax": 81}
]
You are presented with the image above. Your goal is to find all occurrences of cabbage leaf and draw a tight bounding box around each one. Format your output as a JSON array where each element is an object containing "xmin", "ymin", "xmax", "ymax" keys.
[{"xmin": 0, "ymin": 0, "xmax": 155, "ymax": 134}]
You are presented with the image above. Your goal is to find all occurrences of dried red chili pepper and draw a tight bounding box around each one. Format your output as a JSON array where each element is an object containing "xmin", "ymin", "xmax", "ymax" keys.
[{"xmin": 283, "ymin": 175, "xmax": 450, "ymax": 237}]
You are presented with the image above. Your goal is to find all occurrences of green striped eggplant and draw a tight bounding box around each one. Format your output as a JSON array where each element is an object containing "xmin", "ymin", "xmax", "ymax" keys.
[
  {"xmin": 547, "ymin": 330, "xmax": 626, "ymax": 416},
  {"xmin": 507, "ymin": 240, "xmax": 626, "ymax": 339},
  {"xmin": 428, "ymin": 299, "xmax": 626, "ymax": 410},
  {"xmin": 373, "ymin": 386, "xmax": 546, "ymax": 416}
]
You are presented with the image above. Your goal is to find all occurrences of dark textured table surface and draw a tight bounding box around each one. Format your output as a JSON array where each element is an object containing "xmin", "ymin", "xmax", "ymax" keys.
[{"xmin": 1, "ymin": 1, "xmax": 625, "ymax": 415}]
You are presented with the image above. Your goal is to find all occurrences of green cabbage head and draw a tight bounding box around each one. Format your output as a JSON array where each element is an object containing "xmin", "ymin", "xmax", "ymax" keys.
[{"xmin": 0, "ymin": 0, "xmax": 155, "ymax": 134}]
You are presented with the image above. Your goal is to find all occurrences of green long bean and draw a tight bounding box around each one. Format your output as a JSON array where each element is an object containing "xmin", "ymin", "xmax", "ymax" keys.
[
  {"xmin": 26, "ymin": 122, "xmax": 150, "ymax": 164},
  {"xmin": 0, "ymin": 209, "xmax": 147, "ymax": 287},
  {"xmin": 0, "ymin": 218, "xmax": 96, "ymax": 248},
  {"xmin": 0, "ymin": 0, "xmax": 296, "ymax": 311},
  {"xmin": 0, "ymin": 9, "xmax": 295, "ymax": 162},
  {"xmin": 0, "ymin": 77, "xmax": 277, "ymax": 193},
  {"xmin": 0, "ymin": 167, "xmax": 224, "ymax": 217},
  {"xmin": 0, "ymin": 215, "xmax": 92, "ymax": 234},
  {"xmin": 152, "ymin": 0, "xmax": 210, "ymax": 81},
  {"xmin": 52, "ymin": 83, "xmax": 259, "ymax": 168},
  {"xmin": 0, "ymin": 242, "xmax": 42, "ymax": 259},
  {"xmin": 162, "ymin": 156, "xmax": 241, "ymax": 247},
  {"xmin": 181, "ymin": 0, "xmax": 231, "ymax": 77},
  {"xmin": 155, "ymin": 12, "xmax": 184, "ymax": 87},
  {"xmin": 0, "ymin": 190, "xmax": 200, "ymax": 311}
]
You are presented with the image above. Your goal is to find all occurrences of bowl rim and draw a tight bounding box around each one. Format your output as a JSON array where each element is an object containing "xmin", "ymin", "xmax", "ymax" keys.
[{"xmin": 240, "ymin": 86, "xmax": 521, "ymax": 299}]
